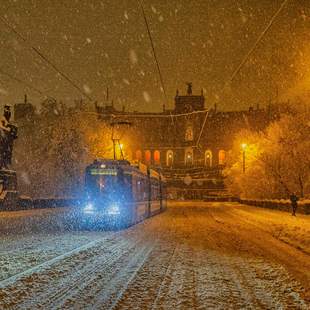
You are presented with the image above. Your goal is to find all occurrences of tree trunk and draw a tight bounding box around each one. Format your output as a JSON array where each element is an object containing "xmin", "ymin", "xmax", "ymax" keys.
[{"xmin": 298, "ymin": 175, "xmax": 304, "ymax": 198}]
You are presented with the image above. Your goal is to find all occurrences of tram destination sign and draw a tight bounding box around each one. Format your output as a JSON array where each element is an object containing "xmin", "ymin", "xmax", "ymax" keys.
[{"xmin": 90, "ymin": 168, "xmax": 117, "ymax": 176}]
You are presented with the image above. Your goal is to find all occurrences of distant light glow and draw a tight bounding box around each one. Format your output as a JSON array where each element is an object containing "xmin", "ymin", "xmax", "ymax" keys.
[{"xmin": 107, "ymin": 203, "xmax": 120, "ymax": 215}]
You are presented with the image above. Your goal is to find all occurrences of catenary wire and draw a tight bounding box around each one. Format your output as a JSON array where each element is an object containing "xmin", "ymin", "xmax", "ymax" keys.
[
  {"xmin": 0, "ymin": 16, "xmax": 93, "ymax": 101},
  {"xmin": 230, "ymin": 0, "xmax": 289, "ymax": 82}
]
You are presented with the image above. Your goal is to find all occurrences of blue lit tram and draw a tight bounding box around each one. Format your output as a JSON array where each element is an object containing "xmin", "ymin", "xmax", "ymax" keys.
[{"xmin": 83, "ymin": 159, "xmax": 167, "ymax": 228}]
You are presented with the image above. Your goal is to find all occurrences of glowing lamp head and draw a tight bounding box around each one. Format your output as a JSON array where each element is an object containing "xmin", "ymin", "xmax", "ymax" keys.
[{"xmin": 241, "ymin": 143, "xmax": 247, "ymax": 150}]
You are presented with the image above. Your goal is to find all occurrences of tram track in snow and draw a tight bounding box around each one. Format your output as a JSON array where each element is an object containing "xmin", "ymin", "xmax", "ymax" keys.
[
  {"xmin": 0, "ymin": 237, "xmax": 108, "ymax": 289},
  {"xmin": 0, "ymin": 232, "xmax": 116, "ymax": 290},
  {"xmin": 106, "ymin": 244, "xmax": 156, "ymax": 310},
  {"xmin": 0, "ymin": 230, "xmax": 154, "ymax": 309},
  {"xmin": 29, "ymin": 239, "xmax": 132, "ymax": 309},
  {"xmin": 150, "ymin": 244, "xmax": 178, "ymax": 310},
  {"xmin": 0, "ymin": 202, "xmax": 308, "ymax": 309}
]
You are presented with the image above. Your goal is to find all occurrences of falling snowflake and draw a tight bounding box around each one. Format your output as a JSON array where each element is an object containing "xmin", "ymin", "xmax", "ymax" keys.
[
  {"xmin": 86, "ymin": 38, "xmax": 91, "ymax": 43},
  {"xmin": 129, "ymin": 49, "xmax": 138, "ymax": 65},
  {"xmin": 123, "ymin": 79, "xmax": 130, "ymax": 85},
  {"xmin": 143, "ymin": 91, "xmax": 151, "ymax": 102},
  {"xmin": 124, "ymin": 11, "xmax": 129, "ymax": 20},
  {"xmin": 151, "ymin": 5, "xmax": 157, "ymax": 14},
  {"xmin": 83, "ymin": 84, "xmax": 92, "ymax": 94}
]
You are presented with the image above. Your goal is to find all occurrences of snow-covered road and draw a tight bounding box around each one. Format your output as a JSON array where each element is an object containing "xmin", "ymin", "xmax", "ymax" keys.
[{"xmin": 0, "ymin": 202, "xmax": 309, "ymax": 309}]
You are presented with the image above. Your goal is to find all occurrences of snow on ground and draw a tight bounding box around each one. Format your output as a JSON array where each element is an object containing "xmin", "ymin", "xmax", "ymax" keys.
[{"xmin": 0, "ymin": 201, "xmax": 309, "ymax": 309}]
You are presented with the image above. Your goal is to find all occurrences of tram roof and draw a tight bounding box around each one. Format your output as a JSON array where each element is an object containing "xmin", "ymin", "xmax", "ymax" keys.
[{"xmin": 87, "ymin": 159, "xmax": 164, "ymax": 180}]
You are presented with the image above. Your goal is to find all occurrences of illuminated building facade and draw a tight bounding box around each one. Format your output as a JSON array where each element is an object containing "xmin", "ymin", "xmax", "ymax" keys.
[{"xmin": 96, "ymin": 84, "xmax": 273, "ymax": 197}]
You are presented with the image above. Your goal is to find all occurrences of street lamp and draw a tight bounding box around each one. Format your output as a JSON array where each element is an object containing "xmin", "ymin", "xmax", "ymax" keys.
[
  {"xmin": 241, "ymin": 143, "xmax": 247, "ymax": 173},
  {"xmin": 110, "ymin": 121, "xmax": 131, "ymax": 160}
]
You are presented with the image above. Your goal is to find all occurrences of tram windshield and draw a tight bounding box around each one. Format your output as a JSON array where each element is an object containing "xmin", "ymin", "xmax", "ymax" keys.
[{"xmin": 85, "ymin": 167, "xmax": 131, "ymax": 202}]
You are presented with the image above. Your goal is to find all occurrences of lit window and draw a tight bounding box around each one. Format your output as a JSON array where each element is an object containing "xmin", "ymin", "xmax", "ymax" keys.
[
  {"xmin": 218, "ymin": 150, "xmax": 226, "ymax": 165},
  {"xmin": 185, "ymin": 126, "xmax": 194, "ymax": 141},
  {"xmin": 166, "ymin": 150, "xmax": 173, "ymax": 166},
  {"xmin": 154, "ymin": 150, "xmax": 160, "ymax": 164},
  {"xmin": 145, "ymin": 150, "xmax": 151, "ymax": 163},
  {"xmin": 205, "ymin": 150, "xmax": 212, "ymax": 167},
  {"xmin": 185, "ymin": 148, "xmax": 193, "ymax": 165}
]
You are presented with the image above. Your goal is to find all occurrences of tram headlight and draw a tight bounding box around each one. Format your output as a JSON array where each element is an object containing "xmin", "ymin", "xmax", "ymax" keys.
[
  {"xmin": 84, "ymin": 202, "xmax": 94, "ymax": 213},
  {"xmin": 107, "ymin": 203, "xmax": 120, "ymax": 215}
]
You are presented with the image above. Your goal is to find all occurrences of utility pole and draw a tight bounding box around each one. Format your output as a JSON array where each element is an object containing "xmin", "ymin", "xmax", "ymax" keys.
[{"xmin": 241, "ymin": 143, "xmax": 247, "ymax": 173}]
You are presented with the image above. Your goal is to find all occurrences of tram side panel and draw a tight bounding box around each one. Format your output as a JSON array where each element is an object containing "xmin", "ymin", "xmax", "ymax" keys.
[
  {"xmin": 131, "ymin": 172, "xmax": 149, "ymax": 224},
  {"xmin": 160, "ymin": 181, "xmax": 167, "ymax": 211},
  {"xmin": 131, "ymin": 174, "xmax": 163, "ymax": 223},
  {"xmin": 149, "ymin": 178, "xmax": 161, "ymax": 216}
]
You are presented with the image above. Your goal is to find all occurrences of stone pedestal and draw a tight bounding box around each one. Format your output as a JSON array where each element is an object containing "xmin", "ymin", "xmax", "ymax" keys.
[{"xmin": 0, "ymin": 169, "xmax": 18, "ymax": 210}]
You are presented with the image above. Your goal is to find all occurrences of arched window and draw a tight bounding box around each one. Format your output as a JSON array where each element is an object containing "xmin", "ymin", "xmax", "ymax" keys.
[
  {"xmin": 185, "ymin": 126, "xmax": 194, "ymax": 141},
  {"xmin": 154, "ymin": 150, "xmax": 160, "ymax": 165},
  {"xmin": 166, "ymin": 150, "xmax": 173, "ymax": 167},
  {"xmin": 205, "ymin": 150, "xmax": 212, "ymax": 167},
  {"xmin": 218, "ymin": 150, "xmax": 226, "ymax": 165},
  {"xmin": 135, "ymin": 150, "xmax": 142, "ymax": 161},
  {"xmin": 145, "ymin": 150, "xmax": 151, "ymax": 164},
  {"xmin": 185, "ymin": 148, "xmax": 193, "ymax": 166}
]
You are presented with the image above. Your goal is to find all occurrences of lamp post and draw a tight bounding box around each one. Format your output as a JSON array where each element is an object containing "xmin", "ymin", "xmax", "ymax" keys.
[
  {"xmin": 110, "ymin": 121, "xmax": 131, "ymax": 160},
  {"xmin": 241, "ymin": 143, "xmax": 247, "ymax": 173}
]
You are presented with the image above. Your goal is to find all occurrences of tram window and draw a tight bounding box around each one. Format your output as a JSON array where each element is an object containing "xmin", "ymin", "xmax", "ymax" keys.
[
  {"xmin": 133, "ymin": 176, "xmax": 145, "ymax": 201},
  {"xmin": 151, "ymin": 182, "xmax": 160, "ymax": 200}
]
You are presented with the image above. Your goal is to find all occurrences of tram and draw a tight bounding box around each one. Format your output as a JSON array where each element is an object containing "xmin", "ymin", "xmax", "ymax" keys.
[{"xmin": 82, "ymin": 159, "xmax": 167, "ymax": 228}]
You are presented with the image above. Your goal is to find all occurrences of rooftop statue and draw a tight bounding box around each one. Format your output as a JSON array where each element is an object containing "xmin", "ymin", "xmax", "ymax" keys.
[{"xmin": 186, "ymin": 82, "xmax": 192, "ymax": 95}]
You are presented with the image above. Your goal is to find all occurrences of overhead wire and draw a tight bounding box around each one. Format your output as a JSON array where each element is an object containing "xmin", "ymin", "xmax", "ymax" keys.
[
  {"xmin": 229, "ymin": 0, "xmax": 289, "ymax": 82},
  {"xmin": 195, "ymin": 110, "xmax": 209, "ymax": 148},
  {"xmin": 0, "ymin": 16, "xmax": 93, "ymax": 101},
  {"xmin": 138, "ymin": 1, "xmax": 169, "ymax": 112},
  {"xmin": 0, "ymin": 68, "xmax": 49, "ymax": 97},
  {"xmin": 86, "ymin": 108, "xmax": 208, "ymax": 118}
]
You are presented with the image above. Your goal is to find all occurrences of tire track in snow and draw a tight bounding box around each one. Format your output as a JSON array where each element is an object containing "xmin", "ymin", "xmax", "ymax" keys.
[
  {"xmin": 0, "ymin": 233, "xmax": 114, "ymax": 289},
  {"xmin": 106, "ymin": 244, "xmax": 155, "ymax": 310},
  {"xmin": 0, "ymin": 202, "xmax": 308, "ymax": 309},
  {"xmin": 0, "ymin": 232, "xmax": 135, "ymax": 308},
  {"xmin": 150, "ymin": 244, "xmax": 178, "ymax": 310},
  {"xmin": 51, "ymin": 239, "xmax": 154, "ymax": 309},
  {"xmin": 31, "ymin": 239, "xmax": 132, "ymax": 309},
  {"xmin": 109, "ymin": 216, "xmax": 184, "ymax": 309}
]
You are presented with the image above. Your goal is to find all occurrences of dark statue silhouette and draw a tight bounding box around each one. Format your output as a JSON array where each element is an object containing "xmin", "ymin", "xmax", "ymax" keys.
[
  {"xmin": 186, "ymin": 82, "xmax": 192, "ymax": 95},
  {"xmin": 0, "ymin": 105, "xmax": 18, "ymax": 169}
]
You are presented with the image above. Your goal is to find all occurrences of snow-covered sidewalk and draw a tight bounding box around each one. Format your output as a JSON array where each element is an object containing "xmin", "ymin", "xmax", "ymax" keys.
[{"xmin": 0, "ymin": 201, "xmax": 309, "ymax": 309}]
